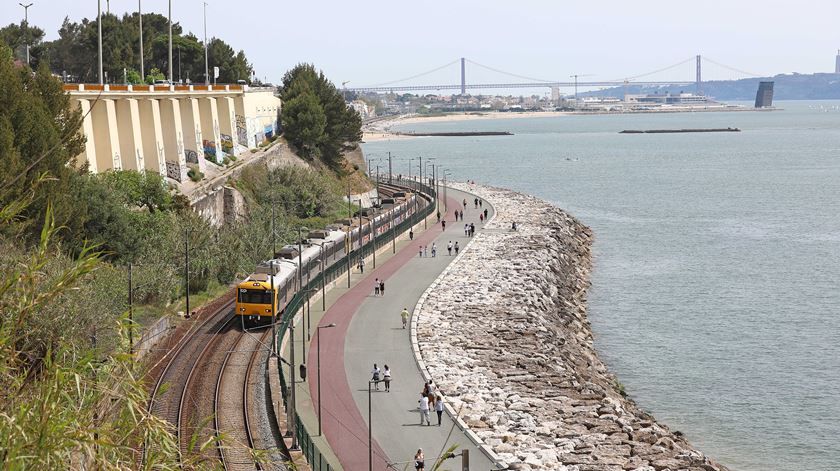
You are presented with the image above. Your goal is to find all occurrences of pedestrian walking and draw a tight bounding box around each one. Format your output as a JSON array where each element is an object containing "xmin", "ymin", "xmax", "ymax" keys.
[
  {"xmin": 436, "ymin": 211, "xmax": 441, "ymax": 222},
  {"xmin": 458, "ymin": 210, "xmax": 463, "ymax": 221},
  {"xmin": 423, "ymin": 245, "xmax": 428, "ymax": 257},
  {"xmin": 427, "ymin": 379, "xmax": 437, "ymax": 395},
  {"xmin": 374, "ymin": 278, "xmax": 380, "ymax": 296},
  {"xmin": 409, "ymin": 228, "xmax": 414, "ymax": 240},
  {"xmin": 379, "ymin": 279, "xmax": 385, "ymax": 296},
  {"xmin": 447, "ymin": 241, "xmax": 452, "ymax": 256},
  {"xmin": 474, "ymin": 197, "xmax": 478, "ymax": 208},
  {"xmin": 358, "ymin": 257, "xmax": 365, "ymax": 274},
  {"xmin": 418, "ymin": 393, "xmax": 431, "ymax": 425},
  {"xmin": 454, "ymin": 241, "xmax": 459, "ymax": 255},
  {"xmin": 484, "ymin": 208, "xmax": 488, "ymax": 219},
  {"xmin": 401, "ymin": 307, "xmax": 410, "ymax": 329},
  {"xmin": 383, "ymin": 365, "xmax": 391, "ymax": 392},
  {"xmin": 479, "ymin": 199, "xmax": 483, "ymax": 208},
  {"xmin": 462, "ymin": 198, "xmax": 467, "ymax": 208},
  {"xmin": 470, "ymin": 223, "xmax": 475, "ymax": 237},
  {"xmin": 479, "ymin": 213, "xmax": 484, "ymax": 223},
  {"xmin": 371, "ymin": 364, "xmax": 381, "ymax": 390},
  {"xmin": 464, "ymin": 224, "xmax": 469, "ymax": 236},
  {"xmin": 435, "ymin": 393, "xmax": 444, "ymax": 425},
  {"xmin": 414, "ymin": 449, "xmax": 425, "ymax": 471},
  {"xmin": 441, "ymin": 220, "xmax": 446, "ymax": 231},
  {"xmin": 431, "ymin": 243, "xmax": 437, "ymax": 257},
  {"xmin": 418, "ymin": 245, "xmax": 423, "ymax": 257}
]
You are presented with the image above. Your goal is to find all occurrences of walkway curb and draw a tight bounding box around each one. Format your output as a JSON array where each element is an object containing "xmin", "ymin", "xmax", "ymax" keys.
[{"xmin": 409, "ymin": 184, "xmax": 505, "ymax": 468}]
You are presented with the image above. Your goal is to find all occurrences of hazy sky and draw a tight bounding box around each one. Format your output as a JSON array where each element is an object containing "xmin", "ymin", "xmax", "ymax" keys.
[{"xmin": 2, "ymin": 0, "xmax": 839, "ymax": 88}]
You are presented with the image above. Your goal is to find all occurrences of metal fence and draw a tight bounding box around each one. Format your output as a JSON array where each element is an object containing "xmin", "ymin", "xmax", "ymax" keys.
[{"xmin": 275, "ymin": 180, "xmax": 437, "ymax": 470}]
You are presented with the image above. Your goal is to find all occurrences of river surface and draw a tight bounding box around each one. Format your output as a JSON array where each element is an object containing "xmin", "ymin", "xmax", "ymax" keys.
[{"xmin": 362, "ymin": 101, "xmax": 840, "ymax": 471}]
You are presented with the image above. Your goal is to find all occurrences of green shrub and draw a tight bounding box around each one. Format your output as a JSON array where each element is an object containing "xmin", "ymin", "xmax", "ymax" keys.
[{"xmin": 187, "ymin": 168, "xmax": 204, "ymax": 182}]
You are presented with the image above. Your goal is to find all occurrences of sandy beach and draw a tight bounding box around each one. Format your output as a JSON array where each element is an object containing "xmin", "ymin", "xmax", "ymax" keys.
[{"xmin": 362, "ymin": 111, "xmax": 572, "ymax": 142}]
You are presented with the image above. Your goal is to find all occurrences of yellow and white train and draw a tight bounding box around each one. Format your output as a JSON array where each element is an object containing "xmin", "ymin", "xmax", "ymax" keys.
[{"xmin": 235, "ymin": 189, "xmax": 420, "ymax": 326}]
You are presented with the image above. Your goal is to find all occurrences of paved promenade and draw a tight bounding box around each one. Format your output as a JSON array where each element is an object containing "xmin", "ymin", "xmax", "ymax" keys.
[{"xmin": 304, "ymin": 187, "xmax": 497, "ymax": 470}]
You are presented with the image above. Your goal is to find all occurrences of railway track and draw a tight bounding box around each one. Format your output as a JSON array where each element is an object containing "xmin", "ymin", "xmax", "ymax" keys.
[
  {"xmin": 215, "ymin": 327, "xmax": 286, "ymax": 470},
  {"xmin": 144, "ymin": 300, "xmax": 234, "ymax": 465}
]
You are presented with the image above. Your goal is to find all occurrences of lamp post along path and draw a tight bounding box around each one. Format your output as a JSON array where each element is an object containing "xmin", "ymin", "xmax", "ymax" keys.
[{"xmin": 316, "ymin": 323, "xmax": 336, "ymax": 436}]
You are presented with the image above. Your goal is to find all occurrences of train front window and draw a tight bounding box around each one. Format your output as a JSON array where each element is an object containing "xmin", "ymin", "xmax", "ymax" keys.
[{"xmin": 239, "ymin": 289, "xmax": 272, "ymax": 305}]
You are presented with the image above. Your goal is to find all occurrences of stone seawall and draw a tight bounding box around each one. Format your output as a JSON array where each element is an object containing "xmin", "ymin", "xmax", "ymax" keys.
[{"xmin": 415, "ymin": 183, "xmax": 729, "ymax": 471}]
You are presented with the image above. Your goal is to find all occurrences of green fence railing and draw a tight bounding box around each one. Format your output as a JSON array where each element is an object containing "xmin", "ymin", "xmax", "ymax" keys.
[{"xmin": 275, "ymin": 179, "xmax": 437, "ymax": 470}]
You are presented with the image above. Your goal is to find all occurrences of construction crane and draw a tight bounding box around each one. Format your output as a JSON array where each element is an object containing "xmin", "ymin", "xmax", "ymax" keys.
[{"xmin": 569, "ymin": 74, "xmax": 594, "ymax": 101}]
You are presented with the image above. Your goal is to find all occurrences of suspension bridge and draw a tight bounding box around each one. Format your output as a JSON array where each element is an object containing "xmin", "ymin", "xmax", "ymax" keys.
[{"xmin": 346, "ymin": 56, "xmax": 761, "ymax": 94}]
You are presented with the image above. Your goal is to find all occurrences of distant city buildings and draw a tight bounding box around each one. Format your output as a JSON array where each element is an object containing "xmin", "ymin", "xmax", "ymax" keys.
[{"xmin": 355, "ymin": 90, "xmax": 742, "ymax": 116}]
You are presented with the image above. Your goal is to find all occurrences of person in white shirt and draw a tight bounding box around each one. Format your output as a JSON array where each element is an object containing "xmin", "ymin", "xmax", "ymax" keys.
[
  {"xmin": 434, "ymin": 393, "xmax": 444, "ymax": 426},
  {"xmin": 418, "ymin": 393, "xmax": 430, "ymax": 425},
  {"xmin": 383, "ymin": 365, "xmax": 392, "ymax": 392}
]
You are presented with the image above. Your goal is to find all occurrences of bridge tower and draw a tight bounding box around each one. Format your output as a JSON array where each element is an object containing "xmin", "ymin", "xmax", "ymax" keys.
[
  {"xmin": 696, "ymin": 55, "xmax": 702, "ymax": 95},
  {"xmin": 460, "ymin": 57, "xmax": 466, "ymax": 95},
  {"xmin": 835, "ymin": 49, "xmax": 840, "ymax": 74}
]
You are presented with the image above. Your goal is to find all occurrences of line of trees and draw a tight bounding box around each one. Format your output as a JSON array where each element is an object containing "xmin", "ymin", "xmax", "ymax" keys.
[
  {"xmin": 0, "ymin": 12, "xmax": 252, "ymax": 84},
  {"xmin": 280, "ymin": 63, "xmax": 363, "ymax": 168}
]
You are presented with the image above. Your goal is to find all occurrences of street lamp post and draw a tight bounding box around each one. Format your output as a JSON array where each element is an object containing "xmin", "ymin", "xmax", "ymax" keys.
[
  {"xmin": 97, "ymin": 0, "xmax": 103, "ymax": 84},
  {"xmin": 167, "ymin": 0, "xmax": 173, "ymax": 83},
  {"xmin": 346, "ymin": 185, "xmax": 352, "ymax": 288},
  {"xmin": 19, "ymin": 3, "xmax": 33, "ymax": 67},
  {"xmin": 270, "ymin": 260, "xmax": 276, "ymax": 355},
  {"xmin": 287, "ymin": 317, "xmax": 300, "ymax": 450},
  {"xmin": 371, "ymin": 207, "xmax": 376, "ymax": 269},
  {"xmin": 357, "ymin": 199, "xmax": 363, "ymax": 251},
  {"xmin": 316, "ymin": 323, "xmax": 336, "ymax": 436},
  {"xmin": 203, "ymin": 2, "xmax": 209, "ymax": 85},
  {"xmin": 391, "ymin": 204, "xmax": 396, "ymax": 253},
  {"xmin": 138, "ymin": 0, "xmax": 144, "ymax": 79},
  {"xmin": 286, "ymin": 225, "xmax": 308, "ymax": 451},
  {"xmin": 443, "ymin": 170, "xmax": 452, "ymax": 214},
  {"xmin": 375, "ymin": 165, "xmax": 380, "ymax": 204},
  {"xmin": 368, "ymin": 380, "xmax": 376, "ymax": 471},
  {"xmin": 316, "ymin": 241, "xmax": 332, "ymax": 311}
]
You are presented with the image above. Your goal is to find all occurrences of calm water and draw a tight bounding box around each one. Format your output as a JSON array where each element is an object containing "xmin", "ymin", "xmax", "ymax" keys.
[{"xmin": 362, "ymin": 102, "xmax": 840, "ymax": 471}]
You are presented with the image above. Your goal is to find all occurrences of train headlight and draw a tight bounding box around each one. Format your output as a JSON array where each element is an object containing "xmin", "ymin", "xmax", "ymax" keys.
[
  {"xmin": 240, "ymin": 308, "xmax": 245, "ymax": 312},
  {"xmin": 265, "ymin": 309, "xmax": 271, "ymax": 313}
]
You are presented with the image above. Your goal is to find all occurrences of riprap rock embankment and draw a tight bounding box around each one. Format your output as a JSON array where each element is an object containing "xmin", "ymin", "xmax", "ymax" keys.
[{"xmin": 415, "ymin": 183, "xmax": 729, "ymax": 471}]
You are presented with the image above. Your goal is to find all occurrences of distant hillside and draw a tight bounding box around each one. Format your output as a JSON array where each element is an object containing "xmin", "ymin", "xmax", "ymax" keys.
[{"xmin": 586, "ymin": 73, "xmax": 840, "ymax": 101}]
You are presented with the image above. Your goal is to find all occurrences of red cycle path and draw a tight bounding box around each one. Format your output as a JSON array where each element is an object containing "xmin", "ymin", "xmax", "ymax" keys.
[{"xmin": 310, "ymin": 196, "xmax": 456, "ymax": 470}]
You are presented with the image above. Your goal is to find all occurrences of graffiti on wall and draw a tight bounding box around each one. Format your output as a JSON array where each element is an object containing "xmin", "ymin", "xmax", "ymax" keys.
[
  {"xmin": 185, "ymin": 149, "xmax": 199, "ymax": 163},
  {"xmin": 235, "ymin": 114, "xmax": 248, "ymax": 146},
  {"xmin": 165, "ymin": 161, "xmax": 182, "ymax": 182},
  {"xmin": 203, "ymin": 139, "xmax": 216, "ymax": 159},
  {"xmin": 220, "ymin": 134, "xmax": 233, "ymax": 154}
]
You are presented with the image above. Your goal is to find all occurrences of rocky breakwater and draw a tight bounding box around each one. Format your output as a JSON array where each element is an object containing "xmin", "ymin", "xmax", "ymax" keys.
[{"xmin": 414, "ymin": 183, "xmax": 729, "ymax": 471}]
